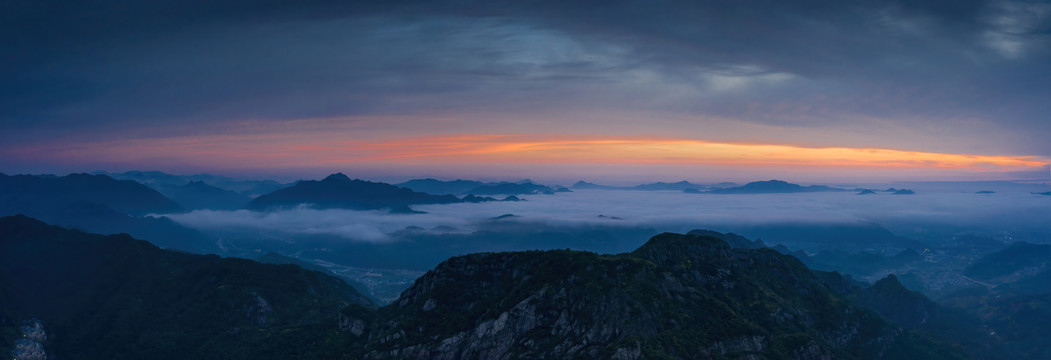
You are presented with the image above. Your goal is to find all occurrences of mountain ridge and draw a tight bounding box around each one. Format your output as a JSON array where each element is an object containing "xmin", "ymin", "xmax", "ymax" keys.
[
  {"xmin": 0, "ymin": 215, "xmax": 372, "ymax": 359},
  {"xmin": 340, "ymin": 232, "xmax": 971, "ymax": 359},
  {"xmin": 247, "ymin": 173, "xmax": 463, "ymax": 211}
]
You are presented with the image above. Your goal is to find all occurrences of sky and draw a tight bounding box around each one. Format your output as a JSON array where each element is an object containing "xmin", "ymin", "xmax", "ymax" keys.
[{"xmin": 2, "ymin": 0, "xmax": 1050, "ymax": 182}]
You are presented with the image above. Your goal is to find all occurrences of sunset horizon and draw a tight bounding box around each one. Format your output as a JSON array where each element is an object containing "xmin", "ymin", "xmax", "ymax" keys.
[
  {"xmin": 4, "ymin": 131, "xmax": 1049, "ymax": 184},
  {"xmin": 3, "ymin": 1, "xmax": 1050, "ymax": 359}
]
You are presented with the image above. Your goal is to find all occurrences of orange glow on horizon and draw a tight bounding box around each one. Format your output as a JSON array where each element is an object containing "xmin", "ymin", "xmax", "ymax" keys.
[
  {"xmin": 6, "ymin": 133, "xmax": 1048, "ymax": 174},
  {"xmin": 343, "ymin": 134, "xmax": 1047, "ymax": 171}
]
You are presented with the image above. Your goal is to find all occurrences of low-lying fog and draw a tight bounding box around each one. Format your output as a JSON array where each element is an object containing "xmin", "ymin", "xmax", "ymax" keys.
[
  {"xmin": 169, "ymin": 184, "xmax": 1051, "ymax": 249},
  {"xmin": 165, "ymin": 183, "xmax": 1049, "ymax": 302}
]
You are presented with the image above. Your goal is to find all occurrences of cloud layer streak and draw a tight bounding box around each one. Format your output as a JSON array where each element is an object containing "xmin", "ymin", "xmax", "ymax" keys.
[
  {"xmin": 8, "ymin": 133, "xmax": 1046, "ymax": 181},
  {"xmin": 167, "ymin": 186, "xmax": 1051, "ymax": 245}
]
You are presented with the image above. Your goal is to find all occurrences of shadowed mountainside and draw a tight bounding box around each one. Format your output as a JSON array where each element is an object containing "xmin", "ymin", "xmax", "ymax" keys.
[
  {"xmin": 97, "ymin": 170, "xmax": 289, "ymax": 198},
  {"xmin": 0, "ymin": 173, "xmax": 181, "ymax": 215},
  {"xmin": 0, "ymin": 216, "xmax": 1000, "ymax": 359},
  {"xmin": 155, "ymin": 180, "xmax": 252, "ymax": 210},
  {"xmin": 0, "ymin": 173, "xmax": 215, "ymax": 252},
  {"xmin": 0, "ymin": 215, "xmax": 371, "ymax": 359},
  {"xmin": 337, "ymin": 233, "xmax": 975, "ymax": 359}
]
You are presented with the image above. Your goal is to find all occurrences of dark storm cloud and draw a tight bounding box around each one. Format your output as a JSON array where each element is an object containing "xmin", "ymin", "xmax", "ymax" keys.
[{"xmin": 2, "ymin": 0, "xmax": 1049, "ymax": 155}]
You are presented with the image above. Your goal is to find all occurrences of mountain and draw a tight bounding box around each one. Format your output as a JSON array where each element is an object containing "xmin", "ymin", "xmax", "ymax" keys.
[
  {"xmin": 460, "ymin": 194, "xmax": 498, "ymax": 203},
  {"xmin": 0, "ymin": 215, "xmax": 372, "ymax": 359},
  {"xmin": 851, "ymin": 275, "xmax": 943, "ymax": 329},
  {"xmin": 805, "ymin": 249, "xmax": 923, "ymax": 278},
  {"xmin": 336, "ymin": 232, "xmax": 971, "ymax": 359},
  {"xmin": 943, "ymin": 290, "xmax": 1051, "ymax": 359},
  {"xmin": 892, "ymin": 189, "xmax": 916, "ymax": 195},
  {"xmin": 571, "ymin": 180, "xmax": 622, "ymax": 190},
  {"xmin": 395, "ymin": 178, "xmax": 487, "ymax": 195},
  {"xmin": 157, "ymin": 180, "xmax": 252, "ymax": 210},
  {"xmin": 465, "ymin": 181, "xmax": 555, "ymax": 195},
  {"xmin": 0, "ymin": 217, "xmax": 991, "ymax": 359},
  {"xmin": 0, "ymin": 173, "xmax": 182, "ymax": 215},
  {"xmin": 707, "ymin": 180, "xmax": 849, "ymax": 194},
  {"xmin": 686, "ymin": 228, "xmax": 765, "ymax": 248},
  {"xmin": 246, "ymin": 173, "xmax": 461, "ymax": 211},
  {"xmin": 255, "ymin": 252, "xmax": 383, "ymax": 305},
  {"xmin": 963, "ymin": 242, "xmax": 1051, "ymax": 281},
  {"xmin": 631, "ymin": 180, "xmax": 705, "ymax": 191},
  {"xmin": 0, "ymin": 199, "xmax": 214, "ymax": 253},
  {"xmin": 572, "ymin": 180, "xmax": 706, "ymax": 191},
  {"xmin": 839, "ymin": 274, "xmax": 996, "ymax": 358},
  {"xmin": 98, "ymin": 170, "xmax": 289, "ymax": 197},
  {"xmin": 0, "ymin": 173, "xmax": 213, "ymax": 252},
  {"xmin": 35, "ymin": 201, "xmax": 216, "ymax": 252},
  {"xmin": 943, "ymin": 265, "xmax": 1051, "ymax": 359}
]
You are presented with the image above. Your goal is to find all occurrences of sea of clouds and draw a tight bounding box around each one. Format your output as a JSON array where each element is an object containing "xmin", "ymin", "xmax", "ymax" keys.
[{"xmin": 167, "ymin": 183, "xmax": 1051, "ymax": 244}]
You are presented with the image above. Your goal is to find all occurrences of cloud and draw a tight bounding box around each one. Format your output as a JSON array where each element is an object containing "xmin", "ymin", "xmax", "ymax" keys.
[
  {"xmin": 2, "ymin": 0, "xmax": 1050, "ymax": 176},
  {"xmin": 166, "ymin": 207, "xmax": 476, "ymax": 243},
  {"xmin": 166, "ymin": 185, "xmax": 1051, "ymax": 245}
]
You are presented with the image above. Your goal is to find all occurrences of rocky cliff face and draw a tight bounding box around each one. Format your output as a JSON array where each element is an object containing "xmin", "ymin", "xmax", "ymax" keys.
[{"xmin": 340, "ymin": 233, "xmax": 966, "ymax": 359}]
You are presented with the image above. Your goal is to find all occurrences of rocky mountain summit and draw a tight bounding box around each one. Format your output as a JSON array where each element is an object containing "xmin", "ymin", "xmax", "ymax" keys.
[{"xmin": 339, "ymin": 233, "xmax": 969, "ymax": 359}]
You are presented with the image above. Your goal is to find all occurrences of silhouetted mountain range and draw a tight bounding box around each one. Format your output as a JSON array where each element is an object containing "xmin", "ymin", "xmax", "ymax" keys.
[
  {"xmin": 572, "ymin": 180, "xmax": 708, "ymax": 191},
  {"xmin": 940, "ymin": 242, "xmax": 1051, "ymax": 359},
  {"xmin": 0, "ymin": 173, "xmax": 182, "ymax": 215},
  {"xmin": 0, "ymin": 173, "xmax": 215, "ymax": 252},
  {"xmin": 157, "ymin": 180, "xmax": 252, "ymax": 210},
  {"xmin": 96, "ymin": 170, "xmax": 289, "ymax": 197},
  {"xmin": 706, "ymin": 180, "xmax": 849, "ymax": 194},
  {"xmin": 246, "ymin": 173, "xmax": 462, "ymax": 211},
  {"xmin": 396, "ymin": 178, "xmax": 569, "ymax": 196},
  {"xmin": 712, "ymin": 222, "xmax": 923, "ymax": 253},
  {"xmin": 395, "ymin": 178, "xmax": 487, "ymax": 195},
  {"xmin": 964, "ymin": 242, "xmax": 1051, "ymax": 281},
  {"xmin": 464, "ymin": 181, "xmax": 556, "ymax": 195}
]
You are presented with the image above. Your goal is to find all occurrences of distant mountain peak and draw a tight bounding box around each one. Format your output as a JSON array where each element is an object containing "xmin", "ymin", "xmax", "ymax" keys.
[
  {"xmin": 323, "ymin": 173, "xmax": 352, "ymax": 182},
  {"xmin": 247, "ymin": 175, "xmax": 461, "ymax": 211},
  {"xmin": 183, "ymin": 180, "xmax": 210, "ymax": 187},
  {"xmin": 706, "ymin": 179, "xmax": 847, "ymax": 194}
]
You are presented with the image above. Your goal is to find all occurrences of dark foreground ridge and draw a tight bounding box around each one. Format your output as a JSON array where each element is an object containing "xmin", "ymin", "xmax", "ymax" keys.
[
  {"xmin": 1, "ymin": 216, "xmax": 978, "ymax": 359},
  {"xmin": 344, "ymin": 233, "xmax": 971, "ymax": 359},
  {"xmin": 0, "ymin": 215, "xmax": 372, "ymax": 359}
]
